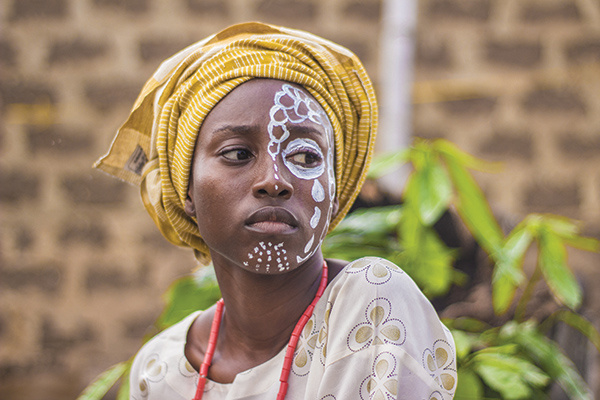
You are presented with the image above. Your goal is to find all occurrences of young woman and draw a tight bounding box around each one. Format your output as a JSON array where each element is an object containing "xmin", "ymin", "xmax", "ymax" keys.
[{"xmin": 96, "ymin": 22, "xmax": 456, "ymax": 400}]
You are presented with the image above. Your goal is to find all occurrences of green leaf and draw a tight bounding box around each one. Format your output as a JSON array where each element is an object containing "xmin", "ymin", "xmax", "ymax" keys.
[
  {"xmin": 322, "ymin": 234, "xmax": 398, "ymax": 261},
  {"xmin": 323, "ymin": 206, "xmax": 404, "ymax": 261},
  {"xmin": 454, "ymin": 368, "xmax": 484, "ymax": 400},
  {"xmin": 536, "ymin": 214, "xmax": 600, "ymax": 252},
  {"xmin": 473, "ymin": 356, "xmax": 531, "ymax": 399},
  {"xmin": 397, "ymin": 208, "xmax": 456, "ymax": 297},
  {"xmin": 492, "ymin": 226, "xmax": 531, "ymax": 314},
  {"xmin": 472, "ymin": 352, "xmax": 549, "ymax": 399},
  {"xmin": 445, "ymin": 317, "xmax": 490, "ymax": 333},
  {"xmin": 116, "ymin": 367, "xmax": 130, "ymax": 400},
  {"xmin": 538, "ymin": 230, "xmax": 582, "ymax": 310},
  {"xmin": 451, "ymin": 329, "xmax": 478, "ymax": 360},
  {"xmin": 562, "ymin": 235, "xmax": 600, "ymax": 252},
  {"xmin": 328, "ymin": 205, "xmax": 402, "ymax": 235},
  {"xmin": 552, "ymin": 310, "xmax": 600, "ymax": 352},
  {"xmin": 472, "ymin": 343, "xmax": 519, "ymax": 356},
  {"xmin": 501, "ymin": 322, "xmax": 593, "ymax": 400},
  {"xmin": 442, "ymin": 153, "xmax": 504, "ymax": 256},
  {"xmin": 155, "ymin": 269, "xmax": 221, "ymax": 331},
  {"xmin": 77, "ymin": 362, "xmax": 128, "ymax": 400},
  {"xmin": 414, "ymin": 157, "xmax": 453, "ymax": 225},
  {"xmin": 433, "ymin": 139, "xmax": 502, "ymax": 173},
  {"xmin": 366, "ymin": 148, "xmax": 411, "ymax": 179}
]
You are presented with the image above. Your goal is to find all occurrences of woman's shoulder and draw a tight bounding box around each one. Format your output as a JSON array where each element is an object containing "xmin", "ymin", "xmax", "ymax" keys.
[
  {"xmin": 129, "ymin": 311, "xmax": 202, "ymax": 399},
  {"xmin": 320, "ymin": 257, "xmax": 457, "ymax": 398},
  {"xmin": 131, "ymin": 311, "xmax": 202, "ymax": 374},
  {"xmin": 327, "ymin": 256, "xmax": 417, "ymax": 295},
  {"xmin": 323, "ymin": 256, "xmax": 454, "ymax": 359}
]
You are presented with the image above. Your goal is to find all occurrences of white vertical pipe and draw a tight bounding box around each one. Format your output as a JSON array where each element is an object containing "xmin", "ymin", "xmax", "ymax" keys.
[{"xmin": 377, "ymin": 0, "xmax": 417, "ymax": 198}]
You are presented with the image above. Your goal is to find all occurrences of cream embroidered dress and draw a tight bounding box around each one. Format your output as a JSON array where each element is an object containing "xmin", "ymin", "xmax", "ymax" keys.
[{"xmin": 130, "ymin": 257, "xmax": 457, "ymax": 400}]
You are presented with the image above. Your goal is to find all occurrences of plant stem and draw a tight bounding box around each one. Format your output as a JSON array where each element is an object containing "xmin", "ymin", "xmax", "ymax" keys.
[{"xmin": 514, "ymin": 263, "xmax": 543, "ymax": 322}]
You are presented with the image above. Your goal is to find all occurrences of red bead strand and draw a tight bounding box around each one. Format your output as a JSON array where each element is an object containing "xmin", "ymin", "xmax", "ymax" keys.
[
  {"xmin": 193, "ymin": 261, "xmax": 328, "ymax": 400},
  {"xmin": 193, "ymin": 298, "xmax": 225, "ymax": 400},
  {"xmin": 276, "ymin": 261, "xmax": 328, "ymax": 400}
]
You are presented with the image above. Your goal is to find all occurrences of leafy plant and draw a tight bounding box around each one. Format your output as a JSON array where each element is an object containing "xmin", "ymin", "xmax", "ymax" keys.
[
  {"xmin": 78, "ymin": 138, "xmax": 599, "ymax": 399},
  {"xmin": 326, "ymin": 138, "xmax": 600, "ymax": 399},
  {"xmin": 77, "ymin": 267, "xmax": 221, "ymax": 400}
]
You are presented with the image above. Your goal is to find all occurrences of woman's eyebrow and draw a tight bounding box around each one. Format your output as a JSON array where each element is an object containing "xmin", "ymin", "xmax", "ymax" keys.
[
  {"xmin": 288, "ymin": 125, "xmax": 325, "ymax": 137},
  {"xmin": 210, "ymin": 124, "xmax": 260, "ymax": 136}
]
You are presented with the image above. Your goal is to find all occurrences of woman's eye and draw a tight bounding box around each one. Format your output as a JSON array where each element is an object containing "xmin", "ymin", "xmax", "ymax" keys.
[
  {"xmin": 221, "ymin": 149, "xmax": 252, "ymax": 161},
  {"xmin": 288, "ymin": 152, "xmax": 321, "ymax": 166}
]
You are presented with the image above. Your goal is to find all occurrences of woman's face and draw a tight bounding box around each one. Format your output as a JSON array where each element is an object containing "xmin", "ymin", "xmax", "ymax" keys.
[{"xmin": 185, "ymin": 79, "xmax": 337, "ymax": 274}]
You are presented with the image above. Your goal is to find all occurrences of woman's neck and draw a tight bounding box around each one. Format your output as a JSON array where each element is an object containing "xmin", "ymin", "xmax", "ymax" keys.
[
  {"xmin": 199, "ymin": 253, "xmax": 326, "ymax": 382},
  {"xmin": 219, "ymin": 253, "xmax": 323, "ymax": 341}
]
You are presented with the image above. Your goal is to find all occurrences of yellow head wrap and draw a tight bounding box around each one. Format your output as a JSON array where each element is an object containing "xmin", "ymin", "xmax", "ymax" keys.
[{"xmin": 95, "ymin": 22, "xmax": 378, "ymax": 264}]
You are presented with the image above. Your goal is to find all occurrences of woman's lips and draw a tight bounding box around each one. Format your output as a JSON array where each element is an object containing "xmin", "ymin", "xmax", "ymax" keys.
[{"xmin": 245, "ymin": 207, "xmax": 298, "ymax": 234}]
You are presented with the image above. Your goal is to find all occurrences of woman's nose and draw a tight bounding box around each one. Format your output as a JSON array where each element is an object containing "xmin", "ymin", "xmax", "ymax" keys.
[{"xmin": 252, "ymin": 157, "xmax": 293, "ymax": 199}]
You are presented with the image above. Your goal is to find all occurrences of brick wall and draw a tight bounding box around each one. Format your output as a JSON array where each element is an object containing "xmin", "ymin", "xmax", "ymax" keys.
[
  {"xmin": 1, "ymin": 0, "xmax": 599, "ymax": 398},
  {"xmin": 0, "ymin": 0, "xmax": 381, "ymax": 398},
  {"xmin": 414, "ymin": 0, "xmax": 600, "ymax": 394}
]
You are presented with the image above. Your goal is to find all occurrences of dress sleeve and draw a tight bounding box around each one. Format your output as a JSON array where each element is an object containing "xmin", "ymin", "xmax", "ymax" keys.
[
  {"xmin": 128, "ymin": 312, "xmax": 201, "ymax": 400},
  {"xmin": 314, "ymin": 257, "xmax": 456, "ymax": 400}
]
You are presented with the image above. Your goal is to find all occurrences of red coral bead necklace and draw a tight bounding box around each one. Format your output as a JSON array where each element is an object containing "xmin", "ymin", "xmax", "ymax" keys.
[{"xmin": 192, "ymin": 261, "xmax": 329, "ymax": 400}]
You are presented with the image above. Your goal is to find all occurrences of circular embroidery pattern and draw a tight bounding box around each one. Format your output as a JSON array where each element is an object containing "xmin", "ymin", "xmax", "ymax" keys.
[
  {"xmin": 137, "ymin": 353, "xmax": 168, "ymax": 398},
  {"xmin": 348, "ymin": 297, "xmax": 406, "ymax": 352},
  {"xmin": 346, "ymin": 258, "xmax": 404, "ymax": 285},
  {"xmin": 293, "ymin": 314, "xmax": 319, "ymax": 376},
  {"xmin": 427, "ymin": 390, "xmax": 445, "ymax": 400},
  {"xmin": 360, "ymin": 352, "xmax": 398, "ymax": 400},
  {"xmin": 178, "ymin": 355, "xmax": 197, "ymax": 378},
  {"xmin": 422, "ymin": 340, "xmax": 457, "ymax": 395},
  {"xmin": 316, "ymin": 302, "xmax": 332, "ymax": 365}
]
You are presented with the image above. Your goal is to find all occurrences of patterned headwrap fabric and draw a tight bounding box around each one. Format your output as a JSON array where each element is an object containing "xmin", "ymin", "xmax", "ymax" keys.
[{"xmin": 95, "ymin": 22, "xmax": 378, "ymax": 264}]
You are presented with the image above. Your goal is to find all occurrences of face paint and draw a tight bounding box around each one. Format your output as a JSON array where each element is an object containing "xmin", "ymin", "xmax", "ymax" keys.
[
  {"xmin": 311, "ymin": 180, "xmax": 325, "ymax": 202},
  {"xmin": 245, "ymin": 241, "xmax": 289, "ymax": 272},
  {"xmin": 240, "ymin": 82, "xmax": 336, "ymax": 272},
  {"xmin": 190, "ymin": 79, "xmax": 334, "ymax": 275},
  {"xmin": 310, "ymin": 207, "xmax": 321, "ymax": 229},
  {"xmin": 268, "ymin": 84, "xmax": 336, "ymax": 266},
  {"xmin": 282, "ymin": 138, "xmax": 325, "ymax": 180}
]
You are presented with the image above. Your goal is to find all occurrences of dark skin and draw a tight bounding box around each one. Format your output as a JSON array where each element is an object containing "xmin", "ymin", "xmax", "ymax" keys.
[{"xmin": 183, "ymin": 79, "xmax": 348, "ymax": 384}]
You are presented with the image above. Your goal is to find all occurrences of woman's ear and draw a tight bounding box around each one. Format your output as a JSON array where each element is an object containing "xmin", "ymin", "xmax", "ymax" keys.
[{"xmin": 184, "ymin": 191, "xmax": 196, "ymax": 218}]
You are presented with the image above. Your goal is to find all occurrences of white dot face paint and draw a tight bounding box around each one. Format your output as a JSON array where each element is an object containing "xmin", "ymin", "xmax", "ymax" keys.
[
  {"xmin": 245, "ymin": 242, "xmax": 288, "ymax": 273},
  {"xmin": 242, "ymin": 82, "xmax": 336, "ymax": 273}
]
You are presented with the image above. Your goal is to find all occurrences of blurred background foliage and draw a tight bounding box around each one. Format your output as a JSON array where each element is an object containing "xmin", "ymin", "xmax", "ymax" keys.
[{"xmin": 79, "ymin": 138, "xmax": 599, "ymax": 400}]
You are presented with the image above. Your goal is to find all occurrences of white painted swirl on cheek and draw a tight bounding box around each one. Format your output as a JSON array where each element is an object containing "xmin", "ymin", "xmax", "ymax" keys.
[
  {"xmin": 303, "ymin": 235, "xmax": 314, "ymax": 253},
  {"xmin": 310, "ymin": 207, "xmax": 321, "ymax": 228}
]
